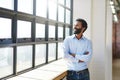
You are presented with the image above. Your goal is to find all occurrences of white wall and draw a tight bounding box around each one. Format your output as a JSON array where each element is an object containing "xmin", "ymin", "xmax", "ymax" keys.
[
  {"xmin": 73, "ymin": 0, "xmax": 92, "ymax": 39},
  {"xmin": 73, "ymin": 0, "xmax": 112, "ymax": 80},
  {"xmin": 105, "ymin": 0, "xmax": 112, "ymax": 80},
  {"xmin": 90, "ymin": 0, "xmax": 106, "ymax": 80}
]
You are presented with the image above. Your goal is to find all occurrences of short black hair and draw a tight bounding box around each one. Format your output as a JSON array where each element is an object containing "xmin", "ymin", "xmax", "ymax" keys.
[{"xmin": 76, "ymin": 18, "xmax": 88, "ymax": 32}]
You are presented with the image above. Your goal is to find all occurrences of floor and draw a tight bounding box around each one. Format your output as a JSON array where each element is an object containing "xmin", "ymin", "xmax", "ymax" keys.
[
  {"xmin": 112, "ymin": 59, "xmax": 120, "ymax": 80},
  {"xmin": 6, "ymin": 58, "xmax": 120, "ymax": 80}
]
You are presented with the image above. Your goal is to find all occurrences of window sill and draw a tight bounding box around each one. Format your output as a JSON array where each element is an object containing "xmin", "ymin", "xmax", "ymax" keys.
[{"xmin": 7, "ymin": 59, "xmax": 67, "ymax": 80}]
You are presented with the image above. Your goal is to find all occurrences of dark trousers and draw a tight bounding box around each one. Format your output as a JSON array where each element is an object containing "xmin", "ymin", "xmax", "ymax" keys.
[{"xmin": 66, "ymin": 68, "xmax": 90, "ymax": 80}]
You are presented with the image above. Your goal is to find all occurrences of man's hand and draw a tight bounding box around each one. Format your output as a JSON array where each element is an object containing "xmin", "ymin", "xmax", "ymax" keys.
[
  {"xmin": 78, "ymin": 60, "xmax": 84, "ymax": 62},
  {"xmin": 84, "ymin": 51, "xmax": 89, "ymax": 55},
  {"xmin": 69, "ymin": 53, "xmax": 76, "ymax": 57}
]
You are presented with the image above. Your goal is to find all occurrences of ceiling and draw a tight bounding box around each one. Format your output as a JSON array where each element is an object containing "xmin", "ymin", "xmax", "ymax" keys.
[
  {"xmin": 114, "ymin": 0, "xmax": 120, "ymax": 11},
  {"xmin": 111, "ymin": 0, "xmax": 120, "ymax": 21},
  {"xmin": 113, "ymin": 0, "xmax": 120, "ymax": 16}
]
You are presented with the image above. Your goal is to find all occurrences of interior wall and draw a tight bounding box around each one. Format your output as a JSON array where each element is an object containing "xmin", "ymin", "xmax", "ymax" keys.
[
  {"xmin": 73, "ymin": 0, "xmax": 112, "ymax": 80},
  {"xmin": 90, "ymin": 0, "xmax": 106, "ymax": 80},
  {"xmin": 105, "ymin": 0, "xmax": 112, "ymax": 80},
  {"xmin": 113, "ymin": 16, "xmax": 120, "ymax": 58},
  {"xmin": 73, "ymin": 0, "xmax": 92, "ymax": 39}
]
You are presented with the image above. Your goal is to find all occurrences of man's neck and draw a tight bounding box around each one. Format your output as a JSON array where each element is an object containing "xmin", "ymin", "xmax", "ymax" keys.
[{"xmin": 75, "ymin": 33, "xmax": 82, "ymax": 40}]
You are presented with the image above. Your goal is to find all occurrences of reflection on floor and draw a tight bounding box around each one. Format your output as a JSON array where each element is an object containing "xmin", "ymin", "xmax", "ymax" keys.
[{"xmin": 113, "ymin": 59, "xmax": 120, "ymax": 80}]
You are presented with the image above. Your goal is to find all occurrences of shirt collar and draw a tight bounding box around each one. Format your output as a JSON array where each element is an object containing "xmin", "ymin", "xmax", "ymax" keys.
[{"xmin": 72, "ymin": 34, "xmax": 85, "ymax": 40}]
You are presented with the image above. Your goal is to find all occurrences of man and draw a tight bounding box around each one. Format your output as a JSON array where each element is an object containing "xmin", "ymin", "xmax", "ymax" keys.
[{"xmin": 63, "ymin": 18, "xmax": 92, "ymax": 80}]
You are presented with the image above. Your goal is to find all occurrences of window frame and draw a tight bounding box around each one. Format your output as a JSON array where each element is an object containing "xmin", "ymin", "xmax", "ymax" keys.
[{"xmin": 0, "ymin": 0, "xmax": 73, "ymax": 79}]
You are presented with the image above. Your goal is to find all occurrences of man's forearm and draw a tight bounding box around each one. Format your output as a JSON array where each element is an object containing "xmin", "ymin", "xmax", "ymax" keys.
[{"xmin": 69, "ymin": 51, "xmax": 89, "ymax": 62}]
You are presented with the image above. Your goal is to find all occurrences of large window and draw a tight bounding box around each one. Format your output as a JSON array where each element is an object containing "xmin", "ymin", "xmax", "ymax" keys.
[
  {"xmin": 65, "ymin": 27, "xmax": 70, "ymax": 37},
  {"xmin": 48, "ymin": 25, "xmax": 55, "ymax": 39},
  {"xmin": 0, "ymin": 0, "xmax": 14, "ymax": 10},
  {"xmin": 58, "ymin": 6, "xmax": 64, "ymax": 22},
  {"xmin": 35, "ymin": 44, "xmax": 46, "ymax": 65},
  {"xmin": 58, "ymin": 43, "xmax": 64, "ymax": 59},
  {"xmin": 36, "ymin": 23, "xmax": 45, "ymax": 40},
  {"xmin": 17, "ymin": 20, "xmax": 31, "ymax": 39},
  {"xmin": 58, "ymin": 26, "xmax": 63, "ymax": 39},
  {"xmin": 66, "ymin": 0, "xmax": 71, "ymax": 8},
  {"xmin": 36, "ymin": 0, "xmax": 47, "ymax": 17},
  {"xmin": 0, "ymin": 47, "xmax": 13, "ymax": 78},
  {"xmin": 48, "ymin": 0, "xmax": 57, "ymax": 20},
  {"xmin": 58, "ymin": 0, "xmax": 64, "ymax": 5},
  {"xmin": 48, "ymin": 43, "xmax": 56, "ymax": 61},
  {"xmin": 0, "ymin": 0, "xmax": 73, "ymax": 79},
  {"xmin": 0, "ymin": 18, "xmax": 11, "ymax": 39},
  {"xmin": 18, "ymin": 0, "xmax": 33, "ymax": 14},
  {"xmin": 66, "ymin": 9, "xmax": 71, "ymax": 24},
  {"xmin": 17, "ymin": 46, "xmax": 32, "ymax": 72}
]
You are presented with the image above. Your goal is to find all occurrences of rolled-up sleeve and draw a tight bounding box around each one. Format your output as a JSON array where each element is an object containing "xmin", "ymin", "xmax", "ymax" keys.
[{"xmin": 75, "ymin": 40, "xmax": 92, "ymax": 63}]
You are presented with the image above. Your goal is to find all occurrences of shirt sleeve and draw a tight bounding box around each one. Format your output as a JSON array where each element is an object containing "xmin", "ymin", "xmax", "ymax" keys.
[
  {"xmin": 63, "ymin": 37, "xmax": 78, "ymax": 62},
  {"xmin": 75, "ymin": 40, "xmax": 92, "ymax": 63}
]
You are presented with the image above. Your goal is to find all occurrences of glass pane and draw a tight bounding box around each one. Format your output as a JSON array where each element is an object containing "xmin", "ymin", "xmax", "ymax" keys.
[
  {"xmin": 48, "ymin": 43, "xmax": 56, "ymax": 61},
  {"xmin": 58, "ymin": 0, "xmax": 64, "ymax": 5},
  {"xmin": 18, "ymin": 0, "xmax": 33, "ymax": 14},
  {"xmin": 49, "ymin": 25, "xmax": 55, "ymax": 39},
  {"xmin": 65, "ymin": 27, "xmax": 70, "ymax": 37},
  {"xmin": 58, "ymin": 6, "xmax": 64, "ymax": 22},
  {"xmin": 35, "ymin": 44, "xmax": 46, "ymax": 65},
  {"xmin": 17, "ymin": 20, "xmax": 31, "ymax": 38},
  {"xmin": 0, "ymin": 47, "xmax": 13, "ymax": 78},
  {"xmin": 0, "ymin": 18, "xmax": 11, "ymax": 39},
  {"xmin": 17, "ymin": 46, "xmax": 32, "ymax": 72},
  {"xmin": 0, "ymin": 0, "xmax": 13, "ymax": 10},
  {"xmin": 48, "ymin": 1, "xmax": 57, "ymax": 20},
  {"xmin": 36, "ymin": 23, "xmax": 45, "ymax": 38},
  {"xmin": 36, "ymin": 0, "xmax": 47, "ymax": 17},
  {"xmin": 66, "ymin": 9, "xmax": 70, "ymax": 24},
  {"xmin": 58, "ymin": 27, "xmax": 63, "ymax": 38},
  {"xmin": 66, "ymin": 0, "xmax": 71, "ymax": 8},
  {"xmin": 58, "ymin": 43, "xmax": 64, "ymax": 58}
]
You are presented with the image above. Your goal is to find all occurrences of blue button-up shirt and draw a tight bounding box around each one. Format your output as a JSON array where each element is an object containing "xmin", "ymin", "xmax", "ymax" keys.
[{"xmin": 63, "ymin": 35, "xmax": 92, "ymax": 71}]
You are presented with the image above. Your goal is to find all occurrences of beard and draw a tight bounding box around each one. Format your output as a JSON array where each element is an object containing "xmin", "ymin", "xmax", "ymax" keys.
[{"xmin": 74, "ymin": 28, "xmax": 82, "ymax": 34}]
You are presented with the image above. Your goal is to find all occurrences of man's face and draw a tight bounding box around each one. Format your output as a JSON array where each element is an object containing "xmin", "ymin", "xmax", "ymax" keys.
[{"xmin": 73, "ymin": 21, "xmax": 84, "ymax": 34}]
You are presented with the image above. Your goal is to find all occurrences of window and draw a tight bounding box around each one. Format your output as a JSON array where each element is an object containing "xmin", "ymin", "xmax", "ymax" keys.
[
  {"xmin": 58, "ymin": 26, "xmax": 63, "ymax": 39},
  {"xmin": 0, "ymin": 47, "xmax": 13, "ymax": 78},
  {"xmin": 18, "ymin": 0, "xmax": 33, "ymax": 14},
  {"xmin": 66, "ymin": 0, "xmax": 71, "ymax": 8},
  {"xmin": 48, "ymin": 25, "xmax": 55, "ymax": 39},
  {"xmin": 58, "ymin": 6, "xmax": 64, "ymax": 22},
  {"xmin": 58, "ymin": 0, "xmax": 64, "ymax": 5},
  {"xmin": 58, "ymin": 43, "xmax": 64, "ymax": 59},
  {"xmin": 66, "ymin": 9, "xmax": 70, "ymax": 24},
  {"xmin": 48, "ymin": 43, "xmax": 56, "ymax": 61},
  {"xmin": 35, "ymin": 44, "xmax": 46, "ymax": 65},
  {"xmin": 17, "ymin": 20, "xmax": 31, "ymax": 38},
  {"xmin": 0, "ymin": 0, "xmax": 73, "ymax": 79},
  {"xmin": 0, "ymin": 18, "xmax": 11, "ymax": 39},
  {"xmin": 17, "ymin": 46, "xmax": 32, "ymax": 72},
  {"xmin": 48, "ymin": 0, "xmax": 57, "ymax": 20},
  {"xmin": 36, "ymin": 0, "xmax": 47, "ymax": 17},
  {"xmin": 36, "ymin": 23, "xmax": 45, "ymax": 39},
  {"xmin": 0, "ymin": 0, "xmax": 13, "ymax": 10},
  {"xmin": 65, "ymin": 27, "xmax": 70, "ymax": 37}
]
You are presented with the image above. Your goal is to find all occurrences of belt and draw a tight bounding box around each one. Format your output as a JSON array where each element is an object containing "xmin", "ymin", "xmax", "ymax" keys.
[{"xmin": 67, "ymin": 68, "xmax": 88, "ymax": 74}]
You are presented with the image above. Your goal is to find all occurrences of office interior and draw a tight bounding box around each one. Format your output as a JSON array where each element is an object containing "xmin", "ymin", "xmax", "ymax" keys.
[{"xmin": 0, "ymin": 0, "xmax": 120, "ymax": 80}]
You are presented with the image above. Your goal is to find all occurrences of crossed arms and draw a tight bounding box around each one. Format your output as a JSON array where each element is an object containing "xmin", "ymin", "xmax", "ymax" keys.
[{"xmin": 63, "ymin": 38, "xmax": 92, "ymax": 63}]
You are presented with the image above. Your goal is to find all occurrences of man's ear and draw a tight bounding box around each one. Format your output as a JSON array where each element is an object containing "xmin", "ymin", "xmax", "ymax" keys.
[{"xmin": 82, "ymin": 28, "xmax": 85, "ymax": 32}]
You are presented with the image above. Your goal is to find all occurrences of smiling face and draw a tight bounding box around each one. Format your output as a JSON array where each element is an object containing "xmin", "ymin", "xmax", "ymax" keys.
[{"xmin": 73, "ymin": 21, "xmax": 85, "ymax": 34}]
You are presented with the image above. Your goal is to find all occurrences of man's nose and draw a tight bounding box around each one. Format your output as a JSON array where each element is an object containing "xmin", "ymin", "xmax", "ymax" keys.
[{"xmin": 74, "ymin": 25, "xmax": 77, "ymax": 29}]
